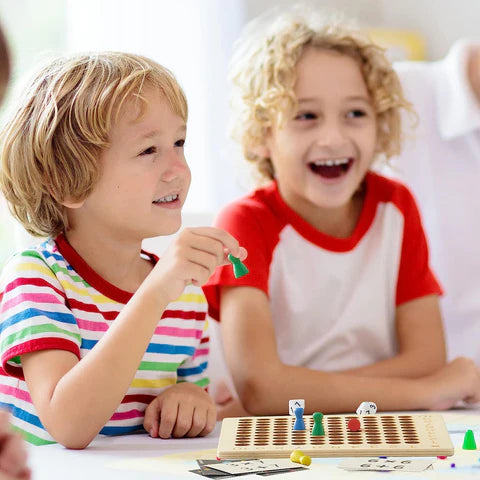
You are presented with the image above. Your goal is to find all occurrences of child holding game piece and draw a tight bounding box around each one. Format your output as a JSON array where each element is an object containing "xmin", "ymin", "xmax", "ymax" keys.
[
  {"xmin": 0, "ymin": 52, "xmax": 246, "ymax": 448},
  {"xmin": 204, "ymin": 8, "xmax": 480, "ymax": 416}
]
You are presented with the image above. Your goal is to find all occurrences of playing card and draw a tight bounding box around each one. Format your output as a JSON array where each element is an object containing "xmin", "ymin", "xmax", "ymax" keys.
[
  {"xmin": 197, "ymin": 459, "xmax": 236, "ymax": 476},
  {"xmin": 190, "ymin": 465, "xmax": 303, "ymax": 479},
  {"xmin": 189, "ymin": 468, "xmax": 237, "ymax": 479},
  {"xmin": 338, "ymin": 457, "xmax": 433, "ymax": 472},
  {"xmin": 206, "ymin": 459, "xmax": 303, "ymax": 475},
  {"xmin": 257, "ymin": 466, "xmax": 308, "ymax": 476}
]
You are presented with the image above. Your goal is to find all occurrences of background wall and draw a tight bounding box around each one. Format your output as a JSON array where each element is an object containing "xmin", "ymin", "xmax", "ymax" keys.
[
  {"xmin": 1, "ymin": 0, "xmax": 479, "ymax": 398},
  {"xmin": 245, "ymin": 0, "xmax": 480, "ymax": 60},
  {"xmin": 0, "ymin": 0, "xmax": 479, "ymax": 261}
]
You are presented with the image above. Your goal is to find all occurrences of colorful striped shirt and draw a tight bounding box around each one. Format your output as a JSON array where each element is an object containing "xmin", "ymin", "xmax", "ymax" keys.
[{"xmin": 0, "ymin": 234, "xmax": 209, "ymax": 445}]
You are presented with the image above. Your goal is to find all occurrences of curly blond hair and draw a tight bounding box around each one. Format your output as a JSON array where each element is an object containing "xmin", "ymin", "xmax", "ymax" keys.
[
  {"xmin": 0, "ymin": 52, "xmax": 187, "ymax": 237},
  {"xmin": 230, "ymin": 8, "xmax": 412, "ymax": 182}
]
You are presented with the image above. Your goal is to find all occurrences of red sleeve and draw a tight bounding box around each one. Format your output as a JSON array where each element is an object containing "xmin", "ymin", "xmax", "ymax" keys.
[
  {"xmin": 203, "ymin": 195, "xmax": 282, "ymax": 321},
  {"xmin": 395, "ymin": 185, "xmax": 443, "ymax": 305}
]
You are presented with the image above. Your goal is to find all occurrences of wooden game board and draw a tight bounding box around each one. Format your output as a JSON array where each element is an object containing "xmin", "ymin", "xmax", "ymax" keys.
[{"xmin": 217, "ymin": 413, "xmax": 454, "ymax": 459}]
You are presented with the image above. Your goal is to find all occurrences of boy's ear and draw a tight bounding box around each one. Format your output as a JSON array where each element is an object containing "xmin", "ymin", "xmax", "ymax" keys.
[
  {"xmin": 249, "ymin": 144, "xmax": 270, "ymax": 159},
  {"xmin": 46, "ymin": 182, "xmax": 85, "ymax": 209},
  {"xmin": 61, "ymin": 197, "xmax": 85, "ymax": 209}
]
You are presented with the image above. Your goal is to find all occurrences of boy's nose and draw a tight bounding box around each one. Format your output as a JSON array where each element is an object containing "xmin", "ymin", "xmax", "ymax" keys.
[
  {"xmin": 161, "ymin": 152, "xmax": 189, "ymax": 182},
  {"xmin": 315, "ymin": 120, "xmax": 347, "ymax": 149}
]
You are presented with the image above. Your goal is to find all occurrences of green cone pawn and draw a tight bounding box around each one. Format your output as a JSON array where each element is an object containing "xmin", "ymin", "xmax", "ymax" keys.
[
  {"xmin": 462, "ymin": 429, "xmax": 477, "ymax": 450},
  {"xmin": 228, "ymin": 254, "xmax": 249, "ymax": 278}
]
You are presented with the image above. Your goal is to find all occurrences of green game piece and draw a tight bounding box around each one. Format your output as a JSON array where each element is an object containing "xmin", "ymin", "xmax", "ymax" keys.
[
  {"xmin": 312, "ymin": 412, "xmax": 325, "ymax": 436},
  {"xmin": 227, "ymin": 254, "xmax": 249, "ymax": 278},
  {"xmin": 462, "ymin": 429, "xmax": 477, "ymax": 450}
]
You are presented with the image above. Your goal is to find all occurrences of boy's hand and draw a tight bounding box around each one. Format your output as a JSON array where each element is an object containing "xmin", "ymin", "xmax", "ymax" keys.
[
  {"xmin": 144, "ymin": 383, "xmax": 216, "ymax": 439},
  {"xmin": 149, "ymin": 227, "xmax": 247, "ymax": 303},
  {"xmin": 422, "ymin": 357, "xmax": 480, "ymax": 410},
  {"xmin": 0, "ymin": 412, "xmax": 31, "ymax": 480}
]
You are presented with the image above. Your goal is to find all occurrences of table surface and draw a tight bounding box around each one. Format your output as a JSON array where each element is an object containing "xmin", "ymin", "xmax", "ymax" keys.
[{"xmin": 28, "ymin": 409, "xmax": 480, "ymax": 480}]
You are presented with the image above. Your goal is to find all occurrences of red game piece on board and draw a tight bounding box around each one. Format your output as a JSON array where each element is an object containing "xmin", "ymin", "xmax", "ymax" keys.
[{"xmin": 348, "ymin": 418, "xmax": 361, "ymax": 432}]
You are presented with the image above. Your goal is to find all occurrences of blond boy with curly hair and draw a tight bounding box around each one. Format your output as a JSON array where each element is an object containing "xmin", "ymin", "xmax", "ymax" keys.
[
  {"xmin": 204, "ymin": 8, "xmax": 480, "ymax": 417},
  {"xmin": 0, "ymin": 52, "xmax": 246, "ymax": 447}
]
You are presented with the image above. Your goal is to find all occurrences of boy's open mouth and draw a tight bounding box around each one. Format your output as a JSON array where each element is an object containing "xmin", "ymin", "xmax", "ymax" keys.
[
  {"xmin": 308, "ymin": 158, "xmax": 353, "ymax": 179},
  {"xmin": 153, "ymin": 193, "xmax": 180, "ymax": 204}
]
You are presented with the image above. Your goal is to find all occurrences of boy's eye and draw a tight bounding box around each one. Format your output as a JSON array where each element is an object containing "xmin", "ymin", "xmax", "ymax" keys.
[
  {"xmin": 347, "ymin": 109, "xmax": 367, "ymax": 118},
  {"xmin": 175, "ymin": 139, "xmax": 185, "ymax": 147},
  {"xmin": 295, "ymin": 112, "xmax": 316, "ymax": 121},
  {"xmin": 140, "ymin": 146, "xmax": 156, "ymax": 156}
]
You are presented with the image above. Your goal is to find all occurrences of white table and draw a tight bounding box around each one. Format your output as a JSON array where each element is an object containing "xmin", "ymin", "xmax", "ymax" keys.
[{"xmin": 28, "ymin": 409, "xmax": 480, "ymax": 479}]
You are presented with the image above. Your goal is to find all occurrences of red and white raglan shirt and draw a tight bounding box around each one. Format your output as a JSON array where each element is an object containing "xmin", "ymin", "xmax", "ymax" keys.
[
  {"xmin": 204, "ymin": 172, "xmax": 442, "ymax": 373},
  {"xmin": 0, "ymin": 234, "xmax": 209, "ymax": 445}
]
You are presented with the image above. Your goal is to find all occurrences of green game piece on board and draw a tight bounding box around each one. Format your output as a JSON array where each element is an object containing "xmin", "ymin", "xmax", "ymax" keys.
[
  {"xmin": 227, "ymin": 254, "xmax": 249, "ymax": 278},
  {"xmin": 312, "ymin": 412, "xmax": 325, "ymax": 436},
  {"xmin": 462, "ymin": 429, "xmax": 477, "ymax": 450}
]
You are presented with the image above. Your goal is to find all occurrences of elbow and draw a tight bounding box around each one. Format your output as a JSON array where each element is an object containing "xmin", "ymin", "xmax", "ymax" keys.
[
  {"xmin": 58, "ymin": 437, "xmax": 93, "ymax": 450},
  {"xmin": 409, "ymin": 347, "xmax": 446, "ymax": 378},
  {"xmin": 237, "ymin": 375, "xmax": 276, "ymax": 415},
  {"xmin": 46, "ymin": 422, "xmax": 97, "ymax": 450},
  {"xmin": 424, "ymin": 347, "xmax": 447, "ymax": 374}
]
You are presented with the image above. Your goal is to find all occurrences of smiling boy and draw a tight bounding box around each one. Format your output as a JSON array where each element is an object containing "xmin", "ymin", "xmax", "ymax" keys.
[
  {"xmin": 0, "ymin": 52, "xmax": 245, "ymax": 447},
  {"xmin": 204, "ymin": 11, "xmax": 480, "ymax": 416}
]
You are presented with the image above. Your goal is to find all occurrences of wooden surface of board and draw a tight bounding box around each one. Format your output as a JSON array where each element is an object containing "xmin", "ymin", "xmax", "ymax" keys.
[{"xmin": 217, "ymin": 413, "xmax": 454, "ymax": 459}]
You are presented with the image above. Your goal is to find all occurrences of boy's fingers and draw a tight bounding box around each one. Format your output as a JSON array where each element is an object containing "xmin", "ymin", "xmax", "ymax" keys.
[
  {"xmin": 222, "ymin": 246, "xmax": 248, "ymax": 265},
  {"xmin": 172, "ymin": 402, "xmax": 194, "ymax": 438},
  {"xmin": 199, "ymin": 405, "xmax": 216, "ymax": 437},
  {"xmin": 186, "ymin": 407, "xmax": 207, "ymax": 438},
  {"xmin": 238, "ymin": 246, "xmax": 248, "ymax": 261},
  {"xmin": 143, "ymin": 401, "xmax": 160, "ymax": 438},
  {"xmin": 189, "ymin": 227, "xmax": 243, "ymax": 259},
  {"xmin": 158, "ymin": 401, "xmax": 179, "ymax": 439}
]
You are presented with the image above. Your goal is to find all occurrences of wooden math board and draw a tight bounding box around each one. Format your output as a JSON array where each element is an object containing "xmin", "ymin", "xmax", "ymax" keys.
[{"xmin": 217, "ymin": 413, "xmax": 454, "ymax": 459}]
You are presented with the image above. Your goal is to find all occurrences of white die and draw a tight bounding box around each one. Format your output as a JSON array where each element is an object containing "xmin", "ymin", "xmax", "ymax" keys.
[
  {"xmin": 356, "ymin": 401, "xmax": 377, "ymax": 415},
  {"xmin": 289, "ymin": 399, "xmax": 305, "ymax": 416}
]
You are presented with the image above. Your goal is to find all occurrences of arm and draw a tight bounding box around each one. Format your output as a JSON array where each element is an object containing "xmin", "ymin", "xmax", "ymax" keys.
[
  {"xmin": 143, "ymin": 319, "xmax": 216, "ymax": 439},
  {"xmin": 220, "ymin": 286, "xmax": 480, "ymax": 415},
  {"xmin": 20, "ymin": 281, "xmax": 169, "ymax": 448},
  {"xmin": 343, "ymin": 294, "xmax": 446, "ymax": 378},
  {"xmin": 19, "ymin": 227, "xmax": 244, "ymax": 448}
]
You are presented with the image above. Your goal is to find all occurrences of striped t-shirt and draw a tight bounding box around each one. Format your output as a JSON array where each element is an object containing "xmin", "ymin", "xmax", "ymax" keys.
[{"xmin": 0, "ymin": 234, "xmax": 209, "ymax": 445}]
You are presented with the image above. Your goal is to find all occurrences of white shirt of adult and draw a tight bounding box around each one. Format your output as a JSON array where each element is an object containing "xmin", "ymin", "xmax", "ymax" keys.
[{"xmin": 386, "ymin": 39, "xmax": 480, "ymax": 365}]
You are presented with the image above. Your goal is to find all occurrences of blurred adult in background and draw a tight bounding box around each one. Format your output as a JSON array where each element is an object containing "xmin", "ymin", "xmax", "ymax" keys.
[
  {"xmin": 0, "ymin": 23, "xmax": 8, "ymax": 102},
  {"xmin": 0, "ymin": 20, "xmax": 32, "ymax": 480},
  {"xmin": 388, "ymin": 39, "xmax": 480, "ymax": 366}
]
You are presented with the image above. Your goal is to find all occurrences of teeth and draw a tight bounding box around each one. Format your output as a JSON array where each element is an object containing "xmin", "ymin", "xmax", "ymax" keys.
[
  {"xmin": 313, "ymin": 158, "xmax": 350, "ymax": 166},
  {"xmin": 154, "ymin": 194, "xmax": 179, "ymax": 203}
]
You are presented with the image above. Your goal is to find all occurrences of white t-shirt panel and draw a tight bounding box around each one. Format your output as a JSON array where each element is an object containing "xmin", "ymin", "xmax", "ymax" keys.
[
  {"xmin": 269, "ymin": 202, "xmax": 402, "ymax": 371},
  {"xmin": 204, "ymin": 173, "xmax": 442, "ymax": 372}
]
